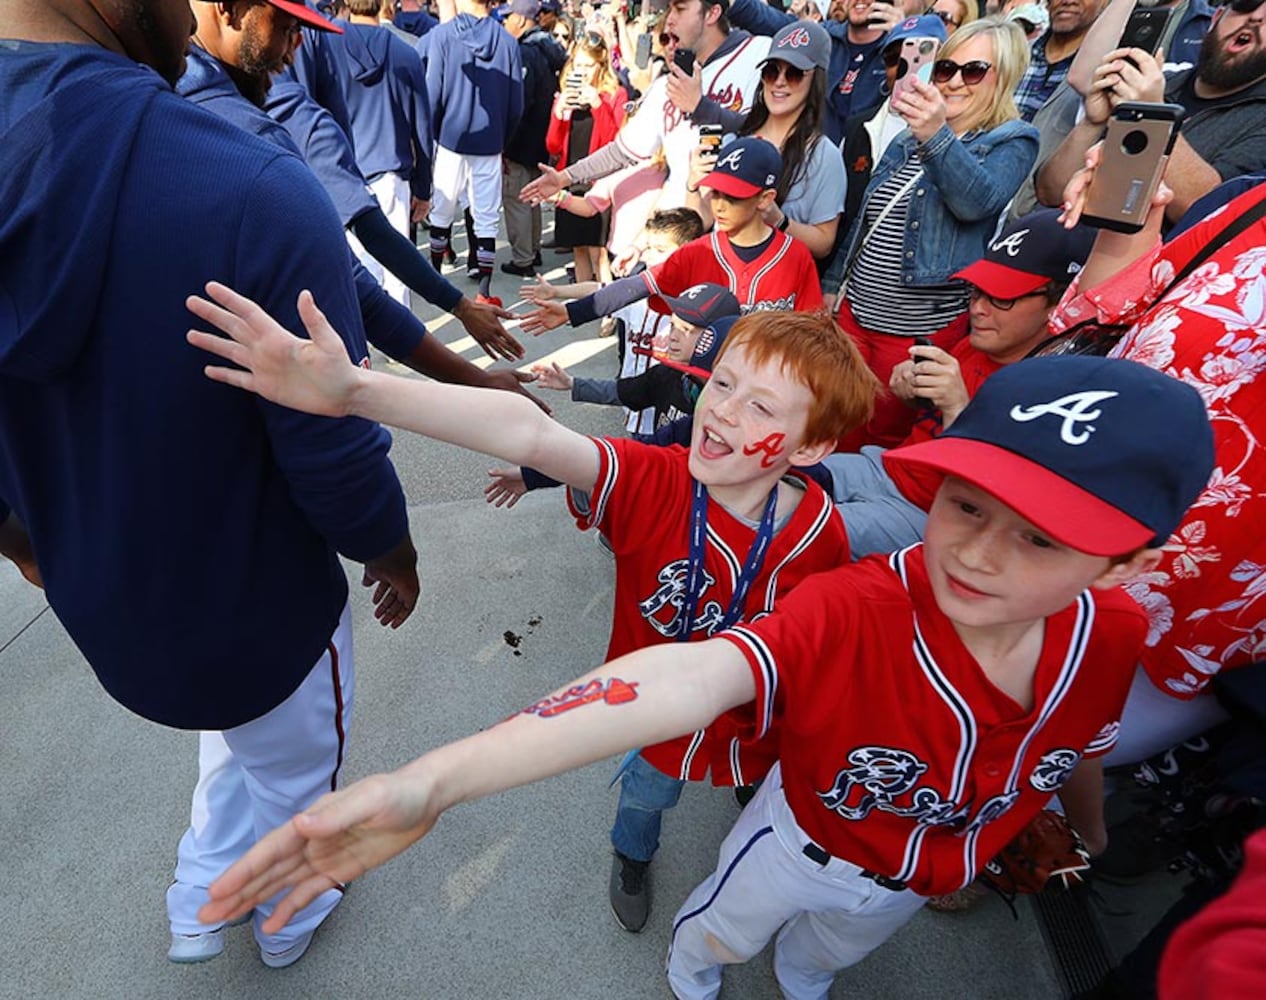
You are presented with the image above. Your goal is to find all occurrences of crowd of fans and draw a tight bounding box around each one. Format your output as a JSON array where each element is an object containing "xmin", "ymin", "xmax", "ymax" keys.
[{"xmin": 2, "ymin": 0, "xmax": 1266, "ymax": 995}]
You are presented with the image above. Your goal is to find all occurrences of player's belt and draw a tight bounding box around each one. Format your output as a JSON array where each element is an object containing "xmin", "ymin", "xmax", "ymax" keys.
[{"xmin": 801, "ymin": 842, "xmax": 909, "ymax": 892}]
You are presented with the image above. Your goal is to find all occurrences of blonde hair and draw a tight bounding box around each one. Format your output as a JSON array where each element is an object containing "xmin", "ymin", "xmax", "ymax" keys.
[
  {"xmin": 563, "ymin": 33, "xmax": 621, "ymax": 97},
  {"xmin": 938, "ymin": 17, "xmax": 1029, "ymax": 132}
]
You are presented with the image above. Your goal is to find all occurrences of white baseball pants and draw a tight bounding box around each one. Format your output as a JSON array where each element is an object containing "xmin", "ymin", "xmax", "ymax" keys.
[
  {"xmin": 166, "ymin": 601, "xmax": 354, "ymax": 951},
  {"xmin": 347, "ymin": 171, "xmax": 413, "ymax": 310},
  {"xmin": 666, "ymin": 764, "xmax": 925, "ymax": 1000},
  {"xmin": 428, "ymin": 146, "xmax": 501, "ymax": 238}
]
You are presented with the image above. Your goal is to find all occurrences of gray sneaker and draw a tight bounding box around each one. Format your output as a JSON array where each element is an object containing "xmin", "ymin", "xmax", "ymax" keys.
[{"xmin": 609, "ymin": 851, "xmax": 650, "ymax": 932}]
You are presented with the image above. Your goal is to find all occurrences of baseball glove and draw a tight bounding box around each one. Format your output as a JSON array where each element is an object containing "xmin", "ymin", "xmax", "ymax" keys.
[{"xmin": 980, "ymin": 809, "xmax": 1092, "ymax": 899}]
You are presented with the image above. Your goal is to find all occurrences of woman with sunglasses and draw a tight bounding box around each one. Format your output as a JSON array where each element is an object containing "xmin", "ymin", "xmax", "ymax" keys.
[
  {"xmin": 827, "ymin": 17, "xmax": 1037, "ymax": 450},
  {"xmin": 926, "ymin": 0, "xmax": 978, "ymax": 35},
  {"xmin": 685, "ymin": 20, "xmax": 846, "ymax": 260},
  {"xmin": 546, "ymin": 32, "xmax": 628, "ymax": 283}
]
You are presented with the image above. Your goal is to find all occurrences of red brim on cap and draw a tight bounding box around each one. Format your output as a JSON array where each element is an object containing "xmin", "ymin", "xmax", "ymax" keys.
[
  {"xmin": 699, "ymin": 172, "xmax": 763, "ymax": 199},
  {"xmin": 951, "ymin": 258, "xmax": 1047, "ymax": 299},
  {"xmin": 659, "ymin": 357, "xmax": 712, "ymax": 381},
  {"xmin": 882, "ymin": 437, "xmax": 1155, "ymax": 557},
  {"xmin": 269, "ymin": 0, "xmax": 344, "ymax": 32}
]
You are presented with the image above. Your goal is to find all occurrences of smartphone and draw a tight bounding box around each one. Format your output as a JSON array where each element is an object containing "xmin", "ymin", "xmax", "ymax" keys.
[
  {"xmin": 673, "ymin": 47, "xmax": 696, "ymax": 76},
  {"xmin": 1118, "ymin": 6, "xmax": 1173, "ymax": 58},
  {"xmin": 866, "ymin": 0, "xmax": 895, "ymax": 27},
  {"xmin": 565, "ymin": 71, "xmax": 584, "ymax": 105},
  {"xmin": 889, "ymin": 37, "xmax": 938, "ymax": 111},
  {"xmin": 1082, "ymin": 102, "xmax": 1184, "ymax": 234},
  {"xmin": 912, "ymin": 336, "xmax": 934, "ymax": 409},
  {"xmin": 635, "ymin": 30, "xmax": 653, "ymax": 69},
  {"xmin": 698, "ymin": 123, "xmax": 723, "ymax": 159}
]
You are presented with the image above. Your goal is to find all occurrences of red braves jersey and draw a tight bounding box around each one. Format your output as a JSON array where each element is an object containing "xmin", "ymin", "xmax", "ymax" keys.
[
  {"xmin": 721, "ymin": 544, "xmax": 1147, "ymax": 895},
  {"xmin": 644, "ymin": 230, "xmax": 823, "ymax": 316},
  {"xmin": 567, "ymin": 437, "xmax": 848, "ymax": 785}
]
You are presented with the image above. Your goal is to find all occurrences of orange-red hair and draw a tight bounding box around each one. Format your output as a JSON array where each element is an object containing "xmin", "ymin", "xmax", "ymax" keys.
[{"xmin": 714, "ymin": 310, "xmax": 881, "ymax": 447}]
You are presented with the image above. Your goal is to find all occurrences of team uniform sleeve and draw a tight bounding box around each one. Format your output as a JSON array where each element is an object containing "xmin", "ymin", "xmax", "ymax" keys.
[
  {"xmin": 718, "ymin": 567, "xmax": 857, "ymax": 740},
  {"xmin": 301, "ymin": 108, "xmax": 379, "ymax": 227},
  {"xmin": 1082, "ymin": 720, "xmax": 1122, "ymax": 759},
  {"xmin": 565, "ymin": 437, "xmax": 678, "ymax": 554},
  {"xmin": 644, "ymin": 241, "xmax": 702, "ymax": 306},
  {"xmin": 235, "ymin": 154, "xmax": 407, "ymax": 563}
]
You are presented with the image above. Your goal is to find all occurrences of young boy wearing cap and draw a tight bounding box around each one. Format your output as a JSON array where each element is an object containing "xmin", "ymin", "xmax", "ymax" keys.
[
  {"xmin": 521, "ymin": 137, "xmax": 824, "ymax": 337},
  {"xmin": 187, "ymin": 286, "xmax": 878, "ymax": 935},
  {"xmin": 194, "ymin": 336, "xmax": 1214, "ymax": 995},
  {"xmin": 822, "ymin": 208, "xmax": 1096, "ymax": 558}
]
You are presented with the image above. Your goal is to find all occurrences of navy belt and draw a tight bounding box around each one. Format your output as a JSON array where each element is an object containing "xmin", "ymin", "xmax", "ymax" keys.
[{"xmin": 802, "ymin": 842, "xmax": 908, "ymax": 892}]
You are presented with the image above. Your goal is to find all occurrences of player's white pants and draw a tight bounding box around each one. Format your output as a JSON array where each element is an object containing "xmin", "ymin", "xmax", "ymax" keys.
[
  {"xmin": 347, "ymin": 171, "xmax": 412, "ymax": 310},
  {"xmin": 1102, "ymin": 664, "xmax": 1230, "ymax": 768},
  {"xmin": 428, "ymin": 146, "xmax": 501, "ymax": 238},
  {"xmin": 666, "ymin": 764, "xmax": 925, "ymax": 1000},
  {"xmin": 166, "ymin": 602, "xmax": 354, "ymax": 951}
]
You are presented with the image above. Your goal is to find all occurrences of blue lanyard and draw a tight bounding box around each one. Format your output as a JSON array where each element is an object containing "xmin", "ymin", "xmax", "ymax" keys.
[{"xmin": 677, "ymin": 478, "xmax": 780, "ymax": 641}]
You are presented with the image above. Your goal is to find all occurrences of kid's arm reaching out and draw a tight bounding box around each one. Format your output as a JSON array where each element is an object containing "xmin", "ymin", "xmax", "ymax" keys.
[
  {"xmin": 187, "ymin": 283, "xmax": 599, "ymax": 493},
  {"xmin": 198, "ymin": 637, "xmax": 755, "ymax": 932}
]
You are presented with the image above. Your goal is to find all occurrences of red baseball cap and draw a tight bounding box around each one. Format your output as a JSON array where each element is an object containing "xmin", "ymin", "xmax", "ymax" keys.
[
  {"xmin": 195, "ymin": 0, "xmax": 344, "ymax": 33},
  {"xmin": 699, "ymin": 137, "xmax": 781, "ymax": 199}
]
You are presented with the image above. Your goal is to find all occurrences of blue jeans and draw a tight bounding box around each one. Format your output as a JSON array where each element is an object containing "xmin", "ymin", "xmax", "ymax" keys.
[{"xmin": 610, "ymin": 753, "xmax": 685, "ymax": 862}]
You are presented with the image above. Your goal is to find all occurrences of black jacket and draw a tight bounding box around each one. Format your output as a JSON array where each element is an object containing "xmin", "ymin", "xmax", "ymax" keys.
[{"xmin": 505, "ymin": 27, "xmax": 566, "ymax": 167}]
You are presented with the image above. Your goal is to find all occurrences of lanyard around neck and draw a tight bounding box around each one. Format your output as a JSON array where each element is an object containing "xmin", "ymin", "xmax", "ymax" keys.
[{"xmin": 677, "ymin": 478, "xmax": 779, "ymax": 641}]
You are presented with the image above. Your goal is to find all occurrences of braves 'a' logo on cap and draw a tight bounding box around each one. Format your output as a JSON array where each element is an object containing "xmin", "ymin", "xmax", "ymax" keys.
[
  {"xmin": 990, "ymin": 228, "xmax": 1030, "ymax": 257},
  {"xmin": 716, "ymin": 147, "xmax": 745, "ymax": 172},
  {"xmin": 682, "ymin": 285, "xmax": 706, "ymax": 299},
  {"xmin": 1010, "ymin": 390, "xmax": 1119, "ymax": 446},
  {"xmin": 782, "ymin": 27, "xmax": 812, "ymax": 48},
  {"xmin": 1029, "ymin": 748, "xmax": 1080, "ymax": 792}
]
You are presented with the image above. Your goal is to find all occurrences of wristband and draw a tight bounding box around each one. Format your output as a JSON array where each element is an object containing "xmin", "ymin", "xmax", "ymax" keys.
[
  {"xmin": 777, "ymin": 213, "xmax": 790, "ymax": 232},
  {"xmin": 551, "ymin": 190, "xmax": 569, "ymax": 206}
]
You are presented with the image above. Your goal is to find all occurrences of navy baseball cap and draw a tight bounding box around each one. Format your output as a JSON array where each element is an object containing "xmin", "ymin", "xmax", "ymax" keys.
[
  {"xmin": 539, "ymin": 0, "xmax": 562, "ymax": 11},
  {"xmin": 953, "ymin": 209, "xmax": 1097, "ymax": 299},
  {"xmin": 507, "ymin": 0, "xmax": 542, "ymax": 16},
  {"xmin": 883, "ymin": 356, "xmax": 1214, "ymax": 556},
  {"xmin": 193, "ymin": 0, "xmax": 343, "ymax": 32},
  {"xmin": 761, "ymin": 21, "xmax": 831, "ymax": 72},
  {"xmin": 662, "ymin": 283, "xmax": 741, "ymax": 329},
  {"xmin": 665, "ymin": 315, "xmax": 739, "ymax": 383},
  {"xmin": 699, "ymin": 137, "xmax": 781, "ymax": 199}
]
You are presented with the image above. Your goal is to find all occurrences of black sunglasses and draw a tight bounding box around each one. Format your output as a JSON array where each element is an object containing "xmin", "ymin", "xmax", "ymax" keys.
[
  {"xmin": 1230, "ymin": 0, "xmax": 1266, "ymax": 12},
  {"xmin": 932, "ymin": 58, "xmax": 992, "ymax": 85},
  {"xmin": 968, "ymin": 285, "xmax": 1050, "ymax": 311},
  {"xmin": 927, "ymin": 7, "xmax": 962, "ymax": 26},
  {"xmin": 760, "ymin": 61, "xmax": 806, "ymax": 86}
]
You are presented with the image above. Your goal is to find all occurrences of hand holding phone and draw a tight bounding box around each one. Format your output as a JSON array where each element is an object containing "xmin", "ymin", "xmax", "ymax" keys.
[
  {"xmin": 1081, "ymin": 102, "xmax": 1183, "ymax": 233},
  {"xmin": 672, "ymin": 47, "xmax": 695, "ymax": 77},
  {"xmin": 698, "ymin": 123, "xmax": 723, "ymax": 160}
]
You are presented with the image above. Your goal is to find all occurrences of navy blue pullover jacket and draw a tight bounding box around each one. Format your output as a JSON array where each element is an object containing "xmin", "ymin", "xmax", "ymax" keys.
[{"xmin": 421, "ymin": 13, "xmax": 523, "ymax": 155}]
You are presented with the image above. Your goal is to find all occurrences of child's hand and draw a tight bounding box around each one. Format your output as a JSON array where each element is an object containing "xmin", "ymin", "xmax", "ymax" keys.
[
  {"xmin": 484, "ymin": 467, "xmax": 528, "ymax": 508},
  {"xmin": 529, "ymin": 361, "xmax": 574, "ymax": 391},
  {"xmin": 687, "ymin": 145, "xmax": 715, "ymax": 193},
  {"xmin": 611, "ymin": 245, "xmax": 641, "ymax": 277},
  {"xmin": 520, "ymin": 301, "xmax": 569, "ymax": 336},
  {"xmin": 521, "ymin": 275, "xmax": 559, "ymax": 303}
]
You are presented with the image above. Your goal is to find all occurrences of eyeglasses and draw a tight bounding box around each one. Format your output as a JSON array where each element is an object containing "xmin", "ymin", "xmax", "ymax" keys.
[
  {"xmin": 1229, "ymin": 0, "xmax": 1266, "ymax": 13},
  {"xmin": 927, "ymin": 8, "xmax": 962, "ymax": 26},
  {"xmin": 968, "ymin": 285, "xmax": 1049, "ymax": 310},
  {"xmin": 760, "ymin": 61, "xmax": 807, "ymax": 86},
  {"xmin": 932, "ymin": 58, "xmax": 992, "ymax": 85}
]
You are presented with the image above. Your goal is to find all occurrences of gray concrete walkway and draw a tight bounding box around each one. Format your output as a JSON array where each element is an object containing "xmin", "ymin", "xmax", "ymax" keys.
[{"xmin": 0, "ymin": 248, "xmax": 1065, "ymax": 1000}]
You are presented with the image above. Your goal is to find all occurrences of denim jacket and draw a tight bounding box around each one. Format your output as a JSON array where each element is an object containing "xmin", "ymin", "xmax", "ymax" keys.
[{"xmin": 825, "ymin": 118, "xmax": 1038, "ymax": 293}]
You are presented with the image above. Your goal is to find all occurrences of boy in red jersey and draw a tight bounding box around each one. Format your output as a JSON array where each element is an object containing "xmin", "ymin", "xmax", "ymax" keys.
[
  {"xmin": 190, "ymin": 295, "xmax": 1212, "ymax": 998},
  {"xmin": 521, "ymin": 137, "xmax": 823, "ymax": 337}
]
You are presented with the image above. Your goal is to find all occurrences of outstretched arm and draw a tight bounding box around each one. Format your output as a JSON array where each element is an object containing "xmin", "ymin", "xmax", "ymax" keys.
[
  {"xmin": 199, "ymin": 637, "xmax": 754, "ymax": 932},
  {"xmin": 187, "ymin": 283, "xmax": 597, "ymax": 491}
]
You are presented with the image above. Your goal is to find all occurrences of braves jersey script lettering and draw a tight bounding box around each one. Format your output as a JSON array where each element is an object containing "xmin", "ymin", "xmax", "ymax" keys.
[
  {"xmin": 567, "ymin": 437, "xmax": 847, "ymax": 784},
  {"xmin": 720, "ymin": 544, "xmax": 1148, "ymax": 894}
]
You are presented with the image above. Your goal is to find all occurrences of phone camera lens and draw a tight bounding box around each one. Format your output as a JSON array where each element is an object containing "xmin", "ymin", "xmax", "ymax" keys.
[{"xmin": 1121, "ymin": 129, "xmax": 1149, "ymax": 155}]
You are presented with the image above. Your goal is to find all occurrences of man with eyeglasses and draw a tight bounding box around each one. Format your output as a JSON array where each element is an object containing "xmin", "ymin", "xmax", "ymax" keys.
[
  {"xmin": 816, "ymin": 209, "xmax": 1096, "ymax": 559},
  {"xmin": 1012, "ymin": 0, "xmax": 1109, "ymax": 120},
  {"xmin": 1037, "ymin": 0, "xmax": 1266, "ymax": 226}
]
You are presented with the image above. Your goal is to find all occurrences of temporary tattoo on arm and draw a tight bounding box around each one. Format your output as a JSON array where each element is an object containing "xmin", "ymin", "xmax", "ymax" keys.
[
  {"xmin": 742, "ymin": 432, "xmax": 786, "ymax": 469},
  {"xmin": 520, "ymin": 677, "xmax": 640, "ymax": 718}
]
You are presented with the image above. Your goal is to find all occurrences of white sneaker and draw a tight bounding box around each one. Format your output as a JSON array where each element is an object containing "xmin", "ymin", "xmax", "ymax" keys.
[
  {"xmin": 167, "ymin": 911, "xmax": 252, "ymax": 964},
  {"xmin": 168, "ymin": 927, "xmax": 225, "ymax": 964},
  {"xmin": 260, "ymin": 930, "xmax": 314, "ymax": 969}
]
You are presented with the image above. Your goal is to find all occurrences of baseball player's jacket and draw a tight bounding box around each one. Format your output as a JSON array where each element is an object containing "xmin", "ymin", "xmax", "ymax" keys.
[{"xmin": 0, "ymin": 43, "xmax": 407, "ymax": 730}]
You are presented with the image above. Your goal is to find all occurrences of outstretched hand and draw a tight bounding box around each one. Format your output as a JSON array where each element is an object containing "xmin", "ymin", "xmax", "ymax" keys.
[
  {"xmin": 484, "ymin": 467, "xmax": 528, "ymax": 508},
  {"xmin": 454, "ymin": 298, "xmax": 525, "ymax": 361},
  {"xmin": 529, "ymin": 361, "xmax": 574, "ymax": 391},
  {"xmin": 198, "ymin": 770, "xmax": 441, "ymax": 935},
  {"xmin": 520, "ymin": 301, "xmax": 569, "ymax": 336},
  {"xmin": 186, "ymin": 283, "xmax": 360, "ymax": 417},
  {"xmin": 521, "ymin": 275, "xmax": 559, "ymax": 304},
  {"xmin": 521, "ymin": 164, "xmax": 568, "ymax": 206},
  {"xmin": 483, "ymin": 368, "xmax": 552, "ymax": 415},
  {"xmin": 362, "ymin": 533, "xmax": 419, "ymax": 629}
]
